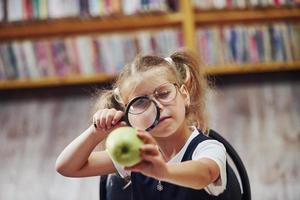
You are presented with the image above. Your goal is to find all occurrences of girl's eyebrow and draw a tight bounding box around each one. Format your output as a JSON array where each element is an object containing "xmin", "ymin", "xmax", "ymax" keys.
[
  {"xmin": 129, "ymin": 82, "xmax": 170, "ymax": 101},
  {"xmin": 153, "ymin": 82, "xmax": 170, "ymax": 92}
]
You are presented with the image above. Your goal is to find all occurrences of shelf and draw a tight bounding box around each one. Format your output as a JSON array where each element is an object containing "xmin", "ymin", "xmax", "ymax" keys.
[
  {"xmin": 1, "ymin": 3, "xmax": 300, "ymax": 90},
  {"xmin": 0, "ymin": 13, "xmax": 183, "ymax": 41},
  {"xmin": 1, "ymin": 62, "xmax": 299, "ymax": 90},
  {"xmin": 195, "ymin": 8, "xmax": 300, "ymax": 25},
  {"xmin": 204, "ymin": 61, "xmax": 300, "ymax": 75},
  {"xmin": 0, "ymin": 73, "xmax": 116, "ymax": 90}
]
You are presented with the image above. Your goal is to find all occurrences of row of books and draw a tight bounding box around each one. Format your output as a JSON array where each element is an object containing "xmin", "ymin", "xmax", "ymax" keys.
[
  {"xmin": 0, "ymin": 0, "xmax": 177, "ymax": 22},
  {"xmin": 196, "ymin": 23, "xmax": 300, "ymax": 65},
  {"xmin": 193, "ymin": 0, "xmax": 299, "ymax": 9},
  {"xmin": 0, "ymin": 29, "xmax": 182, "ymax": 80}
]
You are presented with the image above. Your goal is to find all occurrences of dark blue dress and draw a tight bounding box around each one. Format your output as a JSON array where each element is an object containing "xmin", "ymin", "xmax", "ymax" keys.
[{"xmin": 131, "ymin": 133, "xmax": 242, "ymax": 200}]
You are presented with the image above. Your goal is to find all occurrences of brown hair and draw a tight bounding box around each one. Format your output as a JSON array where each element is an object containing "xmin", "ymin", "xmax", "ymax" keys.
[
  {"xmin": 170, "ymin": 49, "xmax": 209, "ymax": 132},
  {"xmin": 94, "ymin": 48, "xmax": 209, "ymax": 133}
]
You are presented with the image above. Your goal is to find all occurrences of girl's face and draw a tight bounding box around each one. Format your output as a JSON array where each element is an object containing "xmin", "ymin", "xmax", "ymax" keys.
[{"xmin": 121, "ymin": 68, "xmax": 190, "ymax": 138}]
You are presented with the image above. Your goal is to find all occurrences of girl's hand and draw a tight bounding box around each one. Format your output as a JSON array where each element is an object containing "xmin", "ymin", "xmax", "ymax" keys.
[
  {"xmin": 93, "ymin": 108, "xmax": 125, "ymax": 135},
  {"xmin": 125, "ymin": 131, "xmax": 168, "ymax": 180}
]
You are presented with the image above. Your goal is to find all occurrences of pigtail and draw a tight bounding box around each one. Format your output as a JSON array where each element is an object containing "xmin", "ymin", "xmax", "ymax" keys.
[
  {"xmin": 92, "ymin": 89, "xmax": 125, "ymax": 115},
  {"xmin": 170, "ymin": 49, "xmax": 209, "ymax": 133}
]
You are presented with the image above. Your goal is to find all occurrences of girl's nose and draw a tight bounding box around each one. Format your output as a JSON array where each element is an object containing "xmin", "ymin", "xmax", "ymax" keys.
[{"xmin": 152, "ymin": 98, "xmax": 164, "ymax": 110}]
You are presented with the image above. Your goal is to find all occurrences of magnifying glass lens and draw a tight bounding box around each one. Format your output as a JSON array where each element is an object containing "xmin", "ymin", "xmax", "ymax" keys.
[
  {"xmin": 128, "ymin": 98, "xmax": 151, "ymax": 115},
  {"xmin": 125, "ymin": 97, "xmax": 160, "ymax": 131}
]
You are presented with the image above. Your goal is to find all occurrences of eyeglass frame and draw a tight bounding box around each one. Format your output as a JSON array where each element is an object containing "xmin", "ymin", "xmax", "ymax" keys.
[
  {"xmin": 123, "ymin": 82, "xmax": 180, "ymax": 131},
  {"xmin": 125, "ymin": 82, "xmax": 179, "ymax": 109},
  {"xmin": 124, "ymin": 96, "xmax": 160, "ymax": 131}
]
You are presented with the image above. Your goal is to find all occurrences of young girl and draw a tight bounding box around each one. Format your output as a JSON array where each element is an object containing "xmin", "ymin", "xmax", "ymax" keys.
[{"xmin": 55, "ymin": 49, "xmax": 240, "ymax": 199}]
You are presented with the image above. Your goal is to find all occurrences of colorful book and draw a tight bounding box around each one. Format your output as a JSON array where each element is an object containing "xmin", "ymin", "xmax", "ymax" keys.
[
  {"xmin": 11, "ymin": 42, "xmax": 26, "ymax": 79},
  {"xmin": 0, "ymin": 0, "xmax": 4, "ymax": 21},
  {"xmin": 22, "ymin": 40, "xmax": 40, "ymax": 78},
  {"xmin": 7, "ymin": 0, "xmax": 23, "ymax": 21},
  {"xmin": 51, "ymin": 39, "xmax": 72, "ymax": 76}
]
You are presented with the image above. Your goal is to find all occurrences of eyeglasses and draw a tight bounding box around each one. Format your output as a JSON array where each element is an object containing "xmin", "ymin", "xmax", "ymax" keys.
[{"xmin": 127, "ymin": 82, "xmax": 178, "ymax": 115}]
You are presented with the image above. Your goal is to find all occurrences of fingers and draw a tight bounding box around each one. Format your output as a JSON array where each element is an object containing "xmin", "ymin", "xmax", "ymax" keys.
[
  {"xmin": 93, "ymin": 108, "xmax": 124, "ymax": 131},
  {"xmin": 137, "ymin": 131, "xmax": 157, "ymax": 145},
  {"xmin": 140, "ymin": 144, "xmax": 164, "ymax": 164},
  {"xmin": 124, "ymin": 161, "xmax": 149, "ymax": 172},
  {"xmin": 141, "ymin": 154, "xmax": 161, "ymax": 164},
  {"xmin": 124, "ymin": 144, "xmax": 166, "ymax": 179},
  {"xmin": 105, "ymin": 109, "xmax": 115, "ymax": 129},
  {"xmin": 124, "ymin": 146, "xmax": 162, "ymax": 172},
  {"xmin": 112, "ymin": 111, "xmax": 124, "ymax": 125},
  {"xmin": 140, "ymin": 144, "xmax": 159, "ymax": 156},
  {"xmin": 99, "ymin": 109, "xmax": 108, "ymax": 129}
]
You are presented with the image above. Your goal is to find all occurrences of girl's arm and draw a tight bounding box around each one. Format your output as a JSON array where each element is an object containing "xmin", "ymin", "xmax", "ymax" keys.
[
  {"xmin": 55, "ymin": 125, "xmax": 116, "ymax": 177},
  {"xmin": 55, "ymin": 109, "xmax": 124, "ymax": 177},
  {"xmin": 163, "ymin": 159, "xmax": 220, "ymax": 190},
  {"xmin": 126, "ymin": 131, "xmax": 221, "ymax": 190}
]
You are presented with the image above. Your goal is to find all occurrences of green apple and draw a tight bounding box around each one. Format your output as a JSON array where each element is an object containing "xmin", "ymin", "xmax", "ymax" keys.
[{"xmin": 106, "ymin": 127, "xmax": 143, "ymax": 167}]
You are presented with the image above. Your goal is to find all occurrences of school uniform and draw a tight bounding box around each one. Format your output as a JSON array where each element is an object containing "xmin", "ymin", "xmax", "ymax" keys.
[{"xmin": 109, "ymin": 127, "xmax": 241, "ymax": 200}]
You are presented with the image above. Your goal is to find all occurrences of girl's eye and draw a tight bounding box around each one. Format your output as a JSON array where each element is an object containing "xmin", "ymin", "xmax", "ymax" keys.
[
  {"xmin": 156, "ymin": 90, "xmax": 171, "ymax": 99},
  {"xmin": 134, "ymin": 99, "xmax": 148, "ymax": 108},
  {"xmin": 130, "ymin": 99, "xmax": 151, "ymax": 113}
]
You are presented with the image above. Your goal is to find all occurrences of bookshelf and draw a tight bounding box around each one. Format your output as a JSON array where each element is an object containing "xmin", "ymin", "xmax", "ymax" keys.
[
  {"xmin": 0, "ymin": 0, "xmax": 300, "ymax": 90},
  {"xmin": 0, "ymin": 73, "xmax": 116, "ymax": 89},
  {"xmin": 195, "ymin": 8, "xmax": 300, "ymax": 25},
  {"xmin": 0, "ymin": 13, "xmax": 183, "ymax": 41},
  {"xmin": 204, "ymin": 60, "xmax": 300, "ymax": 75}
]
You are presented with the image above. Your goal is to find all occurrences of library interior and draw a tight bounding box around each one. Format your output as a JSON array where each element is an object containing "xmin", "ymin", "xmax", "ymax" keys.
[{"xmin": 0, "ymin": 0, "xmax": 299, "ymax": 200}]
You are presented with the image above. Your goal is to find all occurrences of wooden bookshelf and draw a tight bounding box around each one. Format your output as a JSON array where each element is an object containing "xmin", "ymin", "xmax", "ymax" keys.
[
  {"xmin": 0, "ymin": 73, "xmax": 116, "ymax": 90},
  {"xmin": 0, "ymin": 0, "xmax": 300, "ymax": 90},
  {"xmin": 1, "ymin": 61, "xmax": 299, "ymax": 90},
  {"xmin": 0, "ymin": 13, "xmax": 183, "ymax": 41},
  {"xmin": 204, "ymin": 61, "xmax": 300, "ymax": 75},
  {"xmin": 195, "ymin": 8, "xmax": 300, "ymax": 25}
]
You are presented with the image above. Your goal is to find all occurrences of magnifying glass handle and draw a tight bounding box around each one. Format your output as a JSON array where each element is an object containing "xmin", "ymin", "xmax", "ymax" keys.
[{"xmin": 93, "ymin": 115, "xmax": 127, "ymax": 129}]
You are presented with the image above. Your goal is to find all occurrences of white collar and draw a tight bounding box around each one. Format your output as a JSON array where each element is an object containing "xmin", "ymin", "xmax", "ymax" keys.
[{"xmin": 167, "ymin": 126, "xmax": 199, "ymax": 164}]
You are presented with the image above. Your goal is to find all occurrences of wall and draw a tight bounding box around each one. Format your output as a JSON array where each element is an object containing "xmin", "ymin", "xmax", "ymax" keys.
[{"xmin": 0, "ymin": 76, "xmax": 299, "ymax": 200}]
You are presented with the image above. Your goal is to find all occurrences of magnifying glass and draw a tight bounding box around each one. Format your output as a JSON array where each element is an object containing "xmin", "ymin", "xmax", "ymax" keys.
[
  {"xmin": 93, "ymin": 96, "xmax": 160, "ymax": 131},
  {"xmin": 123, "ymin": 96, "xmax": 160, "ymax": 131}
]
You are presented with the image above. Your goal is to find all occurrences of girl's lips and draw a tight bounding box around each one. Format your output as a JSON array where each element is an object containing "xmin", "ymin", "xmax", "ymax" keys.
[{"xmin": 158, "ymin": 116, "xmax": 171, "ymax": 124}]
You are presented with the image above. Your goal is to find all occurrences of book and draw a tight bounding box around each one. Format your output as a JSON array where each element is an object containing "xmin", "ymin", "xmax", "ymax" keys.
[
  {"xmin": 0, "ymin": 43, "xmax": 17, "ymax": 78},
  {"xmin": 255, "ymin": 27, "xmax": 266, "ymax": 62},
  {"xmin": 88, "ymin": 0, "xmax": 100, "ymax": 17},
  {"xmin": 248, "ymin": 27, "xmax": 259, "ymax": 63},
  {"xmin": 137, "ymin": 31, "xmax": 153, "ymax": 54},
  {"xmin": 11, "ymin": 42, "xmax": 26, "ymax": 79},
  {"xmin": 99, "ymin": 35, "xmax": 116, "ymax": 74},
  {"xmin": 79, "ymin": 0, "xmax": 89, "ymax": 17},
  {"xmin": 262, "ymin": 25, "xmax": 272, "ymax": 62},
  {"xmin": 32, "ymin": 0, "xmax": 40, "ymax": 19},
  {"xmin": 64, "ymin": 37, "xmax": 80, "ymax": 75},
  {"xmin": 279, "ymin": 23, "xmax": 293, "ymax": 61},
  {"xmin": 7, "ymin": 0, "xmax": 23, "ymax": 22},
  {"xmin": 48, "ymin": 0, "xmax": 79, "ymax": 18},
  {"xmin": 50, "ymin": 39, "xmax": 72, "ymax": 76},
  {"xmin": 123, "ymin": 0, "xmax": 140, "ymax": 15},
  {"xmin": 213, "ymin": 0, "xmax": 226, "ymax": 9},
  {"xmin": 22, "ymin": 40, "xmax": 40, "ymax": 78},
  {"xmin": 75, "ymin": 36, "xmax": 94, "ymax": 75},
  {"xmin": 34, "ymin": 40, "xmax": 55, "ymax": 77},
  {"xmin": 39, "ymin": 0, "xmax": 48, "ymax": 20},
  {"xmin": 196, "ymin": 23, "xmax": 298, "ymax": 65},
  {"xmin": 0, "ymin": 50, "xmax": 6, "ymax": 79},
  {"xmin": 0, "ymin": 0, "xmax": 4, "ymax": 21},
  {"xmin": 289, "ymin": 24, "xmax": 300, "ymax": 60}
]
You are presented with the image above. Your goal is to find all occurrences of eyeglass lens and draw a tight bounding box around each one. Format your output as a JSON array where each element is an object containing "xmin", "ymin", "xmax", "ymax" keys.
[{"xmin": 129, "ymin": 83, "xmax": 176, "ymax": 115}]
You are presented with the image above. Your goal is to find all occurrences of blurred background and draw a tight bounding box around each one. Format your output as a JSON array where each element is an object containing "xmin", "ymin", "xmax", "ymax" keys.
[{"xmin": 0, "ymin": 0, "xmax": 299, "ymax": 200}]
